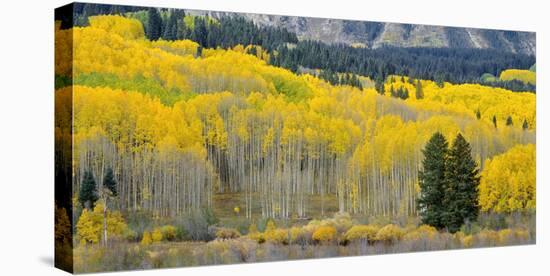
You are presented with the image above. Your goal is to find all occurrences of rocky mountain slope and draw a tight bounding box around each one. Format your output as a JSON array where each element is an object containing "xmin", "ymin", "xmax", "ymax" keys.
[{"xmin": 187, "ymin": 10, "xmax": 536, "ymax": 55}]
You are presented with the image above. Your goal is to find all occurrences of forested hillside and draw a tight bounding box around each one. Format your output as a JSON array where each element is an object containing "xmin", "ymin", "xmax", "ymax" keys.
[
  {"xmin": 64, "ymin": 3, "xmax": 536, "ymax": 55},
  {"xmin": 54, "ymin": 7, "xmax": 536, "ymax": 272},
  {"xmin": 56, "ymin": 14, "xmax": 535, "ymax": 219},
  {"xmin": 57, "ymin": 3, "xmax": 536, "ymax": 92}
]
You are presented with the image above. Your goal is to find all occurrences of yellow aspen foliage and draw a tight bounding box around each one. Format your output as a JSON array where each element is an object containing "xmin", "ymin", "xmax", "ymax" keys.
[
  {"xmin": 375, "ymin": 224, "xmax": 405, "ymax": 243},
  {"xmin": 265, "ymin": 229, "xmax": 289, "ymax": 244},
  {"xmin": 265, "ymin": 220, "xmax": 277, "ymax": 233},
  {"xmin": 289, "ymin": 227, "xmax": 310, "ymax": 244},
  {"xmin": 497, "ymin": 229, "xmax": 514, "ymax": 245},
  {"xmin": 72, "ymin": 85, "xmax": 215, "ymax": 215},
  {"xmin": 247, "ymin": 224, "xmax": 266, "ymax": 244},
  {"xmin": 389, "ymin": 77, "xmax": 536, "ymax": 130},
  {"xmin": 76, "ymin": 209, "xmax": 101, "ymax": 244},
  {"xmin": 151, "ymin": 228, "xmax": 163, "ymax": 243},
  {"xmin": 141, "ymin": 231, "xmax": 152, "ymax": 245},
  {"xmin": 476, "ymin": 229, "xmax": 500, "ymax": 246},
  {"xmin": 499, "ymin": 69, "xmax": 536, "ymax": 85},
  {"xmin": 403, "ymin": 225, "xmax": 438, "ymax": 241},
  {"xmin": 150, "ymin": 39, "xmax": 199, "ymax": 57},
  {"xmin": 58, "ymin": 15, "xmax": 536, "ymax": 219},
  {"xmin": 160, "ymin": 225, "xmax": 178, "ymax": 241},
  {"xmin": 343, "ymin": 225, "xmax": 379, "ymax": 242},
  {"xmin": 479, "ymin": 144, "xmax": 536, "ymax": 212},
  {"xmin": 107, "ymin": 211, "xmax": 129, "ymax": 237},
  {"xmin": 54, "ymin": 23, "xmax": 73, "ymax": 76},
  {"xmin": 76, "ymin": 202, "xmax": 128, "ymax": 245},
  {"xmin": 261, "ymin": 219, "xmax": 288, "ymax": 243},
  {"xmin": 312, "ymin": 226, "xmax": 337, "ymax": 243},
  {"xmin": 88, "ymin": 15, "xmax": 145, "ymax": 40},
  {"xmin": 462, "ymin": 235, "xmax": 474, "ymax": 248},
  {"xmin": 496, "ymin": 228, "xmax": 531, "ymax": 245},
  {"xmin": 59, "ymin": 15, "xmax": 314, "ymax": 100}
]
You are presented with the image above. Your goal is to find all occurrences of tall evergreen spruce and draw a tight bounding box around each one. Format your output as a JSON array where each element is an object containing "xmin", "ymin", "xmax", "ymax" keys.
[
  {"xmin": 389, "ymin": 85, "xmax": 396, "ymax": 97},
  {"xmin": 103, "ymin": 168, "xmax": 117, "ymax": 196},
  {"xmin": 506, "ymin": 116, "xmax": 513, "ymax": 126},
  {"xmin": 162, "ymin": 11, "xmax": 179, "ymax": 40},
  {"xmin": 375, "ymin": 77, "xmax": 385, "ymax": 95},
  {"xmin": 442, "ymin": 133, "xmax": 480, "ymax": 233},
  {"xmin": 79, "ymin": 170, "xmax": 98, "ymax": 209},
  {"xmin": 192, "ymin": 17, "xmax": 209, "ymax": 46},
  {"xmin": 147, "ymin": 8, "xmax": 163, "ymax": 41},
  {"xmin": 417, "ymin": 132, "xmax": 448, "ymax": 229}
]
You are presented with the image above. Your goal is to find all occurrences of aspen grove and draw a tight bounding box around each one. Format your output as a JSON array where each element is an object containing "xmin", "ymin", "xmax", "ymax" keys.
[
  {"xmin": 53, "ymin": 10, "xmax": 538, "ymax": 272},
  {"xmin": 56, "ymin": 15, "xmax": 535, "ymax": 222}
]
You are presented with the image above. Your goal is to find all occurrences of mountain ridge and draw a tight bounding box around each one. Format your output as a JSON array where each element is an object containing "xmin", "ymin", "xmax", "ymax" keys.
[{"xmin": 186, "ymin": 10, "xmax": 536, "ymax": 55}]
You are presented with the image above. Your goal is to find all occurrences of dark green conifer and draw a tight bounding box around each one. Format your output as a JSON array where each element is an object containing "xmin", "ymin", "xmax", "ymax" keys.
[
  {"xmin": 442, "ymin": 133, "xmax": 480, "ymax": 233},
  {"xmin": 79, "ymin": 170, "xmax": 98, "ymax": 210},
  {"xmin": 417, "ymin": 132, "xmax": 448, "ymax": 229}
]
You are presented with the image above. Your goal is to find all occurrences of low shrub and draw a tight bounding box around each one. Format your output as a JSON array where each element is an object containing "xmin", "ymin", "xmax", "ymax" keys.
[
  {"xmin": 264, "ymin": 219, "xmax": 277, "ymax": 233},
  {"xmin": 375, "ymin": 224, "xmax": 404, "ymax": 243},
  {"xmin": 247, "ymin": 223, "xmax": 266, "ymax": 244},
  {"xmin": 323, "ymin": 212, "xmax": 354, "ymax": 233},
  {"xmin": 343, "ymin": 225, "xmax": 379, "ymax": 243},
  {"xmin": 312, "ymin": 226, "xmax": 337, "ymax": 243},
  {"xmin": 124, "ymin": 228, "xmax": 138, "ymax": 242},
  {"xmin": 151, "ymin": 228, "xmax": 163, "ymax": 243},
  {"xmin": 403, "ymin": 225, "xmax": 438, "ymax": 241},
  {"xmin": 141, "ymin": 231, "xmax": 152, "ymax": 246},
  {"xmin": 290, "ymin": 226, "xmax": 312, "ymax": 245},
  {"xmin": 460, "ymin": 221, "xmax": 482, "ymax": 235},
  {"xmin": 161, "ymin": 225, "xmax": 178, "ymax": 241},
  {"xmin": 513, "ymin": 228, "xmax": 530, "ymax": 241},
  {"xmin": 498, "ymin": 228, "xmax": 531, "ymax": 245},
  {"xmin": 200, "ymin": 238, "xmax": 258, "ymax": 264},
  {"xmin": 265, "ymin": 228, "xmax": 289, "ymax": 244},
  {"xmin": 462, "ymin": 234, "xmax": 474, "ymax": 248},
  {"xmin": 475, "ymin": 229, "xmax": 499, "ymax": 247},
  {"xmin": 174, "ymin": 209, "xmax": 217, "ymax": 241},
  {"xmin": 216, "ymin": 228, "xmax": 241, "ymax": 240},
  {"xmin": 248, "ymin": 232, "xmax": 265, "ymax": 244},
  {"xmin": 304, "ymin": 220, "xmax": 321, "ymax": 233}
]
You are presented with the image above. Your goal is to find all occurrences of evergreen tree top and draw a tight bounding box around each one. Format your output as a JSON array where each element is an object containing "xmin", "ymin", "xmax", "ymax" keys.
[
  {"xmin": 103, "ymin": 168, "xmax": 118, "ymax": 197},
  {"xmin": 79, "ymin": 170, "xmax": 99, "ymax": 209}
]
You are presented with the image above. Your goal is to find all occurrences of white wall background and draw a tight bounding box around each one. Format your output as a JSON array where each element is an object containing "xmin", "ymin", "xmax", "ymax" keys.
[{"xmin": 0, "ymin": 0, "xmax": 547, "ymax": 274}]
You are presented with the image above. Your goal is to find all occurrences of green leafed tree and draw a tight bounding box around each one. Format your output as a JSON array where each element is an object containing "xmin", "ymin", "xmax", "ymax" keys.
[
  {"xmin": 442, "ymin": 133, "xmax": 480, "ymax": 233},
  {"xmin": 417, "ymin": 132, "xmax": 448, "ymax": 229},
  {"xmin": 79, "ymin": 170, "xmax": 98, "ymax": 210}
]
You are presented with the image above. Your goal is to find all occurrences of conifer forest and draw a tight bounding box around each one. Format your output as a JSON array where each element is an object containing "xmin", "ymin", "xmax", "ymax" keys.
[{"xmin": 55, "ymin": 3, "xmax": 536, "ymax": 273}]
